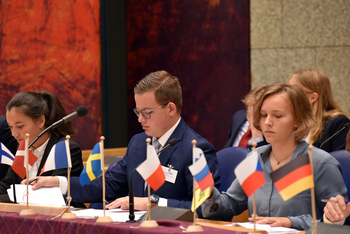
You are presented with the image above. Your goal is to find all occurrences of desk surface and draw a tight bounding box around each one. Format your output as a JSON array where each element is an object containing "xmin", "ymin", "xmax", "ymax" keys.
[{"xmin": 0, "ymin": 211, "xmax": 255, "ymax": 234}]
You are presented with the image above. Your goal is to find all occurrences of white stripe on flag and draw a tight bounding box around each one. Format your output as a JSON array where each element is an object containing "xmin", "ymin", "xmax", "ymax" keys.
[
  {"xmin": 189, "ymin": 153, "xmax": 207, "ymax": 175},
  {"xmin": 136, "ymin": 145, "xmax": 159, "ymax": 179},
  {"xmin": 234, "ymin": 150, "xmax": 259, "ymax": 185}
]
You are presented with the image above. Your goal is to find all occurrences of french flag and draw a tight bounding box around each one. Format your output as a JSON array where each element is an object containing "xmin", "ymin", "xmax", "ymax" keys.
[
  {"xmin": 136, "ymin": 144, "xmax": 165, "ymax": 191},
  {"xmin": 189, "ymin": 147, "xmax": 214, "ymax": 191},
  {"xmin": 41, "ymin": 140, "xmax": 72, "ymax": 174},
  {"xmin": 234, "ymin": 150, "xmax": 265, "ymax": 197}
]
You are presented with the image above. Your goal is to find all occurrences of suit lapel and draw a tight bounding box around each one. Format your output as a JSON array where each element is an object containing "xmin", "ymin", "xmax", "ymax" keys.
[{"xmin": 159, "ymin": 119, "xmax": 186, "ymax": 166}]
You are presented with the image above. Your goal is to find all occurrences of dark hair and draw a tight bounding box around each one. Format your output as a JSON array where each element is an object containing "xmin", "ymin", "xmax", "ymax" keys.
[
  {"xmin": 6, "ymin": 91, "xmax": 75, "ymax": 136},
  {"xmin": 253, "ymin": 82, "xmax": 315, "ymax": 143},
  {"xmin": 134, "ymin": 70, "xmax": 183, "ymax": 114}
]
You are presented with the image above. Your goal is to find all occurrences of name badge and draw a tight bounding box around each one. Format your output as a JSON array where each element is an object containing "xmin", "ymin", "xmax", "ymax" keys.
[{"xmin": 162, "ymin": 165, "xmax": 178, "ymax": 184}]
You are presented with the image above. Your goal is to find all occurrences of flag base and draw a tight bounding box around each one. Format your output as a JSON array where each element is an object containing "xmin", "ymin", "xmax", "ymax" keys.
[
  {"xmin": 141, "ymin": 220, "xmax": 158, "ymax": 228},
  {"xmin": 61, "ymin": 211, "xmax": 78, "ymax": 220},
  {"xmin": 186, "ymin": 224, "xmax": 203, "ymax": 232},
  {"xmin": 96, "ymin": 216, "xmax": 113, "ymax": 223},
  {"xmin": 19, "ymin": 208, "xmax": 35, "ymax": 216}
]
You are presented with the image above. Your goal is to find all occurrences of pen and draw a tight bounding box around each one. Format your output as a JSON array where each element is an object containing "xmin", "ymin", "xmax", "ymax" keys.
[
  {"xmin": 29, "ymin": 178, "xmax": 39, "ymax": 185},
  {"xmin": 321, "ymin": 199, "xmax": 349, "ymax": 204}
]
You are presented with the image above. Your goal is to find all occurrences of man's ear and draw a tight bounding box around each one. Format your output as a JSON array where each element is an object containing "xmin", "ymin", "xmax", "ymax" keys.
[{"xmin": 168, "ymin": 102, "xmax": 177, "ymax": 116}]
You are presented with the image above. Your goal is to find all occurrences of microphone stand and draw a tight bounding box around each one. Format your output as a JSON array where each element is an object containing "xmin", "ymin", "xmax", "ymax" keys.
[{"xmin": 126, "ymin": 167, "xmax": 139, "ymax": 222}]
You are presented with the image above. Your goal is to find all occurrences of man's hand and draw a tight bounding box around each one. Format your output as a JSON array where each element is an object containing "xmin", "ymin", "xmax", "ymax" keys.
[
  {"xmin": 248, "ymin": 216, "xmax": 292, "ymax": 228},
  {"xmin": 324, "ymin": 195, "xmax": 350, "ymax": 222},
  {"xmin": 21, "ymin": 176, "xmax": 59, "ymax": 190},
  {"xmin": 106, "ymin": 196, "xmax": 149, "ymax": 210}
]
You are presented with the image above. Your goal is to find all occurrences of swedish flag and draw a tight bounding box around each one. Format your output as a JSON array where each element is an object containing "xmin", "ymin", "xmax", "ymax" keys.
[{"xmin": 79, "ymin": 142, "xmax": 102, "ymax": 186}]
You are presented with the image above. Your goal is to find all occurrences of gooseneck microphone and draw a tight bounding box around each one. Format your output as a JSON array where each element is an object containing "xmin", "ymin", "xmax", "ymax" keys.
[
  {"xmin": 319, "ymin": 123, "xmax": 350, "ymax": 149},
  {"xmin": 28, "ymin": 105, "xmax": 88, "ymax": 148},
  {"xmin": 157, "ymin": 138, "xmax": 178, "ymax": 155},
  {"xmin": 126, "ymin": 138, "xmax": 178, "ymax": 223}
]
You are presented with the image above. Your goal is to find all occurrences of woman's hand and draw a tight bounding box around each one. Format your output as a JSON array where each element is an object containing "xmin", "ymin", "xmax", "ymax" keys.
[
  {"xmin": 324, "ymin": 195, "xmax": 350, "ymax": 222},
  {"xmin": 248, "ymin": 216, "xmax": 292, "ymax": 228},
  {"xmin": 21, "ymin": 176, "xmax": 59, "ymax": 190}
]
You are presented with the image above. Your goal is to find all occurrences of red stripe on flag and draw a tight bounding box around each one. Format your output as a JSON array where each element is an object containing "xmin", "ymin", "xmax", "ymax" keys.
[
  {"xmin": 241, "ymin": 170, "xmax": 265, "ymax": 197},
  {"xmin": 197, "ymin": 172, "xmax": 214, "ymax": 191},
  {"xmin": 274, "ymin": 164, "xmax": 312, "ymax": 191},
  {"xmin": 146, "ymin": 164, "xmax": 165, "ymax": 191}
]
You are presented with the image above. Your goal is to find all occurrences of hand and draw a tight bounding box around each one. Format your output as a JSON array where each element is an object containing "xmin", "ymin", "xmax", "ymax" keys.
[
  {"xmin": 21, "ymin": 176, "xmax": 59, "ymax": 190},
  {"xmin": 324, "ymin": 195, "xmax": 350, "ymax": 222},
  {"xmin": 106, "ymin": 196, "xmax": 149, "ymax": 211},
  {"xmin": 248, "ymin": 216, "xmax": 292, "ymax": 228}
]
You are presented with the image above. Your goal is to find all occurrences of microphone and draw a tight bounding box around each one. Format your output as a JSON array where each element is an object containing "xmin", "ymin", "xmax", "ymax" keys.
[
  {"xmin": 319, "ymin": 123, "xmax": 350, "ymax": 149},
  {"xmin": 28, "ymin": 105, "xmax": 88, "ymax": 148},
  {"xmin": 126, "ymin": 138, "xmax": 178, "ymax": 222},
  {"xmin": 157, "ymin": 138, "xmax": 178, "ymax": 154}
]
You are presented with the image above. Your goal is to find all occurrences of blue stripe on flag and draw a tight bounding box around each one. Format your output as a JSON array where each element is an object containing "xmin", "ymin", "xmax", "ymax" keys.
[
  {"xmin": 194, "ymin": 164, "xmax": 210, "ymax": 182},
  {"xmin": 54, "ymin": 141, "xmax": 69, "ymax": 169}
]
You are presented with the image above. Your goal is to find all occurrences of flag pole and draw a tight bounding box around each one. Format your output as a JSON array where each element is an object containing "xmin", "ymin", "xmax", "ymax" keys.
[
  {"xmin": 96, "ymin": 136, "xmax": 113, "ymax": 223},
  {"xmin": 186, "ymin": 139, "xmax": 203, "ymax": 232},
  {"xmin": 61, "ymin": 135, "xmax": 78, "ymax": 220},
  {"xmin": 19, "ymin": 133, "xmax": 35, "ymax": 216},
  {"xmin": 141, "ymin": 138, "xmax": 159, "ymax": 228},
  {"xmin": 249, "ymin": 142, "xmax": 260, "ymax": 234},
  {"xmin": 308, "ymin": 145, "xmax": 317, "ymax": 234}
]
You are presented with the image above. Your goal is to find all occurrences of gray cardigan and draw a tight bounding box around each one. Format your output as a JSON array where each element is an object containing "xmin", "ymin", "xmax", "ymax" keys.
[{"xmin": 202, "ymin": 141, "xmax": 348, "ymax": 231}]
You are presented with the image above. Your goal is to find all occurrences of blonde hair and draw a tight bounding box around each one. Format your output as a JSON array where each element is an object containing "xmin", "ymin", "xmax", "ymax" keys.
[
  {"xmin": 242, "ymin": 84, "xmax": 268, "ymax": 107},
  {"xmin": 291, "ymin": 68, "xmax": 349, "ymax": 144},
  {"xmin": 253, "ymin": 82, "xmax": 315, "ymax": 143}
]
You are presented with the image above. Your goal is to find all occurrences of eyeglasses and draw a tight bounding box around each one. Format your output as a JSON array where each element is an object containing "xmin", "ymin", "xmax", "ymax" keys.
[{"xmin": 133, "ymin": 103, "xmax": 168, "ymax": 119}]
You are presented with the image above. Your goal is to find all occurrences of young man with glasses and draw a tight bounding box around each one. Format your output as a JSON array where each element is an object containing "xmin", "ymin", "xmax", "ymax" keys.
[{"xmin": 28, "ymin": 70, "xmax": 220, "ymax": 216}]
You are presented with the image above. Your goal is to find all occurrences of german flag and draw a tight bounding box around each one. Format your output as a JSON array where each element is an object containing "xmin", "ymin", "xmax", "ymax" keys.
[{"xmin": 270, "ymin": 153, "xmax": 314, "ymax": 201}]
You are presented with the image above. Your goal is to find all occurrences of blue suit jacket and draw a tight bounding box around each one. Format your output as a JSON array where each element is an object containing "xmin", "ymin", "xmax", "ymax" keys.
[
  {"xmin": 224, "ymin": 110, "xmax": 247, "ymax": 148},
  {"xmin": 69, "ymin": 118, "xmax": 221, "ymax": 212},
  {"xmin": 313, "ymin": 115, "xmax": 350, "ymax": 152}
]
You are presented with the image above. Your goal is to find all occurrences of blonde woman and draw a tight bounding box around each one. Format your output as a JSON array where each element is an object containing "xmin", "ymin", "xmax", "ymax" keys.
[{"xmin": 289, "ymin": 68, "xmax": 350, "ymax": 152}]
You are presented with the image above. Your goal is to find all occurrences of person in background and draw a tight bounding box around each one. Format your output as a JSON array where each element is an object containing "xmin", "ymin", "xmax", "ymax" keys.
[
  {"xmin": 0, "ymin": 115, "xmax": 18, "ymax": 180},
  {"xmin": 201, "ymin": 82, "xmax": 347, "ymax": 231},
  {"xmin": 224, "ymin": 84, "xmax": 268, "ymax": 150},
  {"xmin": 26, "ymin": 71, "xmax": 220, "ymax": 216},
  {"xmin": 0, "ymin": 91, "xmax": 84, "ymax": 206},
  {"xmin": 289, "ymin": 68, "xmax": 350, "ymax": 152}
]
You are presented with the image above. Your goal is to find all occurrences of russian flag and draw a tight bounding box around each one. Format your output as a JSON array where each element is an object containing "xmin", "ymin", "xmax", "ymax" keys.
[
  {"xmin": 136, "ymin": 144, "xmax": 165, "ymax": 191},
  {"xmin": 234, "ymin": 150, "xmax": 265, "ymax": 197},
  {"xmin": 41, "ymin": 140, "xmax": 72, "ymax": 174},
  {"xmin": 12, "ymin": 140, "xmax": 38, "ymax": 179},
  {"xmin": 0, "ymin": 142, "xmax": 15, "ymax": 166},
  {"xmin": 188, "ymin": 147, "xmax": 214, "ymax": 191}
]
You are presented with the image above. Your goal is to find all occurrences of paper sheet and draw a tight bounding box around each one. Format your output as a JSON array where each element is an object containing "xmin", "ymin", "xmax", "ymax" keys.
[
  {"xmin": 228, "ymin": 222, "xmax": 299, "ymax": 233},
  {"xmin": 7, "ymin": 184, "xmax": 66, "ymax": 207},
  {"xmin": 71, "ymin": 208, "xmax": 146, "ymax": 222}
]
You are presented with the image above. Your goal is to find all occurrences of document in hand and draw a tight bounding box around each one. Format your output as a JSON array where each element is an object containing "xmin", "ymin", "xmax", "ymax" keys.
[{"xmin": 7, "ymin": 184, "xmax": 66, "ymax": 207}]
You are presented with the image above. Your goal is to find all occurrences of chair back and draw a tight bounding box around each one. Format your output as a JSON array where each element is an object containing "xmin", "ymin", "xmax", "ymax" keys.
[
  {"xmin": 217, "ymin": 147, "xmax": 250, "ymax": 192},
  {"xmin": 329, "ymin": 150, "xmax": 350, "ymax": 199}
]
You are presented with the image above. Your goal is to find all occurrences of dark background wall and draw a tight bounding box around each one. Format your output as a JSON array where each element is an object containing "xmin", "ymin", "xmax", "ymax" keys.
[{"xmin": 123, "ymin": 0, "xmax": 250, "ymax": 150}]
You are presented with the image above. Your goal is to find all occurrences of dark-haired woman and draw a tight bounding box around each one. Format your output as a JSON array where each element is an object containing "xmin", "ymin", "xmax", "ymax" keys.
[{"xmin": 0, "ymin": 91, "xmax": 84, "ymax": 205}]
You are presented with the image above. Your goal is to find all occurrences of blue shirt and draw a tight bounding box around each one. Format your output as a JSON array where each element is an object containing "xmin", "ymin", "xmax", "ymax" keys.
[{"xmin": 202, "ymin": 141, "xmax": 348, "ymax": 231}]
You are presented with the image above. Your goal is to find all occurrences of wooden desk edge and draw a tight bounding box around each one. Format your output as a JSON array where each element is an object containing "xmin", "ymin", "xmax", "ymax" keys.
[{"xmin": 0, "ymin": 203, "xmax": 66, "ymax": 216}]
